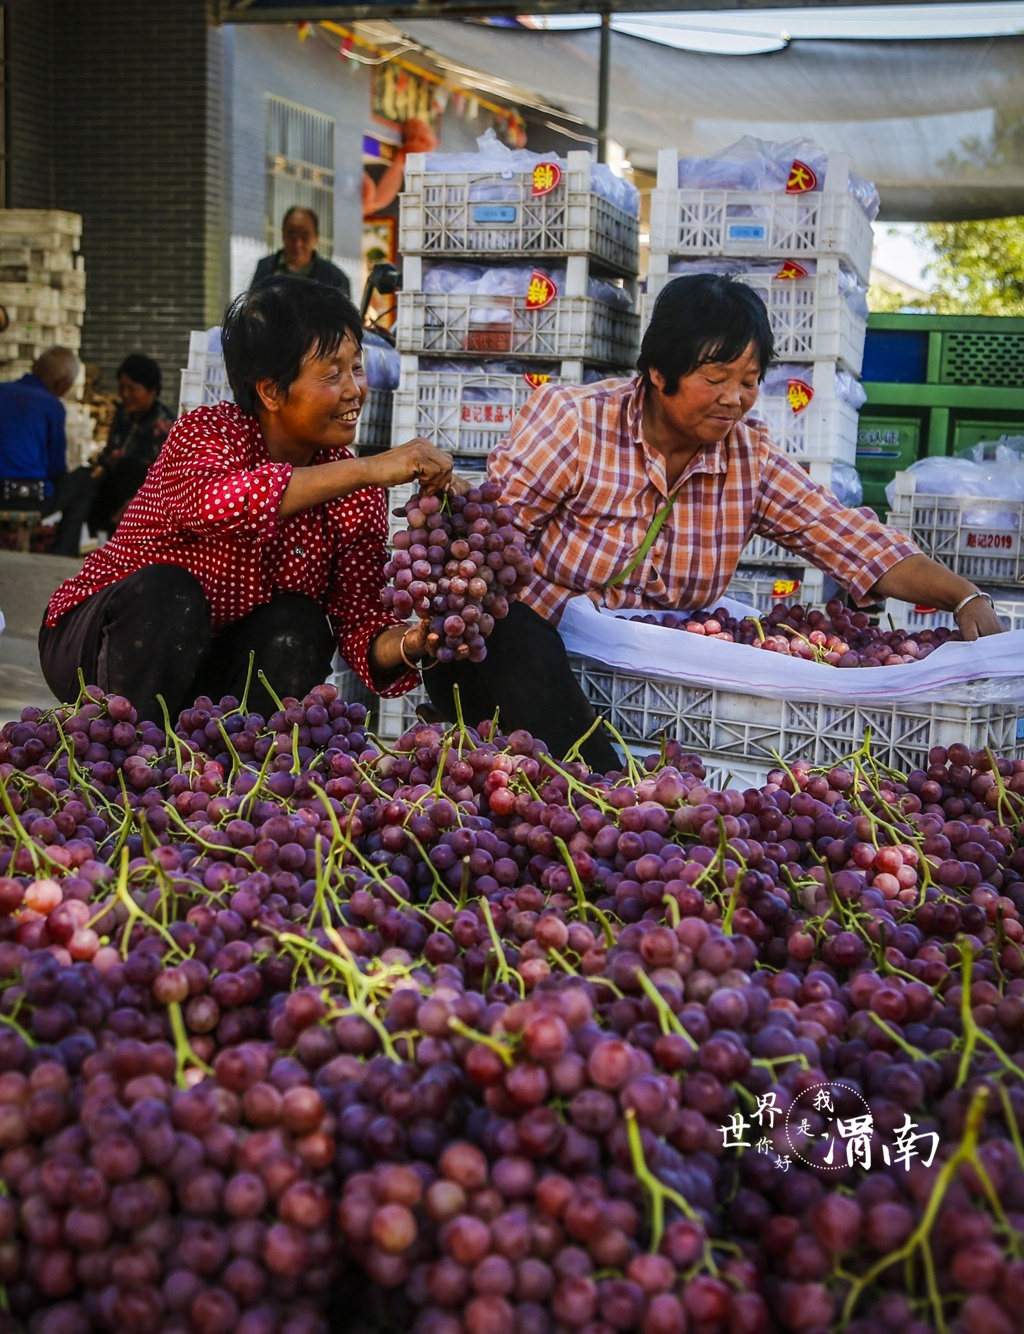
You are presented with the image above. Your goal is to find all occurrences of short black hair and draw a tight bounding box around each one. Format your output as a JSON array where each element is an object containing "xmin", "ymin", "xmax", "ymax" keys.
[
  {"xmin": 222, "ymin": 275, "xmax": 363, "ymax": 417},
  {"xmin": 283, "ymin": 205, "xmax": 319, "ymax": 234},
  {"xmin": 637, "ymin": 273, "xmax": 775, "ymax": 394},
  {"xmin": 116, "ymin": 353, "xmax": 162, "ymax": 395}
]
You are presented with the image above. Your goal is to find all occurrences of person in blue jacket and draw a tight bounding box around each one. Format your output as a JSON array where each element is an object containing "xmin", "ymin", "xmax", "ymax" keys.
[{"xmin": 0, "ymin": 346, "xmax": 79, "ymax": 512}]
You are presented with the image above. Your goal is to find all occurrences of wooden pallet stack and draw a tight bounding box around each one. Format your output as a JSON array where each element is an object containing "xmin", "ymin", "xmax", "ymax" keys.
[
  {"xmin": 0, "ymin": 211, "xmax": 98, "ymax": 470},
  {"xmin": 0, "ymin": 211, "xmax": 86, "ymax": 381}
]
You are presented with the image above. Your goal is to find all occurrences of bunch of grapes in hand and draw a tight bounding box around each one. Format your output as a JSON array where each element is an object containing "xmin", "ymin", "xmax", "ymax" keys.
[{"xmin": 382, "ymin": 481, "xmax": 534, "ymax": 664}]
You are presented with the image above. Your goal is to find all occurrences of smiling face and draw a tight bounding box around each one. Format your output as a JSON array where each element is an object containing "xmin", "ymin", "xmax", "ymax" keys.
[
  {"xmin": 257, "ymin": 331, "xmax": 367, "ymax": 464},
  {"xmin": 118, "ymin": 374, "xmax": 158, "ymax": 419},
  {"xmin": 648, "ymin": 341, "xmax": 762, "ymax": 452},
  {"xmin": 281, "ymin": 210, "xmax": 318, "ymax": 270}
]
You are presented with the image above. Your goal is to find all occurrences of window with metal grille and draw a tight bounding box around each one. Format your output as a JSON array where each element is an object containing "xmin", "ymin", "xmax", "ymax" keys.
[{"xmin": 266, "ymin": 96, "xmax": 335, "ymax": 255}]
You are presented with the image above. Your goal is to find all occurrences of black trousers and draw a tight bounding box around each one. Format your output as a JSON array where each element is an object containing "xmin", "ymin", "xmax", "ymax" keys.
[
  {"xmin": 424, "ymin": 600, "xmax": 620, "ymax": 773},
  {"xmin": 38, "ymin": 565, "xmax": 336, "ymax": 724},
  {"xmin": 49, "ymin": 465, "xmax": 147, "ymax": 557}
]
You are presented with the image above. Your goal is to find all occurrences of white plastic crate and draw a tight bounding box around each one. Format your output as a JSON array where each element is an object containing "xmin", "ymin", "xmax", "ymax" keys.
[
  {"xmin": 725, "ymin": 565, "xmax": 829, "ymax": 614},
  {"xmin": 644, "ymin": 259, "xmax": 865, "ymax": 375},
  {"xmin": 374, "ymin": 685, "xmax": 430, "ymax": 741},
  {"xmin": 650, "ymin": 149, "xmax": 873, "ymax": 283},
  {"xmin": 567, "ymin": 656, "xmax": 1024, "ymax": 774},
  {"xmin": 883, "ymin": 591, "xmax": 1024, "ymax": 635},
  {"xmin": 400, "ymin": 150, "xmax": 639, "ymax": 277},
  {"xmin": 886, "ymin": 474, "xmax": 1024, "ymax": 586},
  {"xmin": 0, "ymin": 210, "xmax": 82, "ymax": 241},
  {"xmin": 701, "ymin": 756, "xmax": 774, "ymax": 792},
  {"xmin": 0, "ymin": 282, "xmax": 59, "ymax": 312},
  {"xmin": 751, "ymin": 389, "xmax": 858, "ymax": 466},
  {"xmin": 178, "ymin": 365, "xmax": 232, "ymax": 413},
  {"xmin": 737, "ymin": 532, "xmax": 802, "ymax": 566},
  {"xmin": 391, "ymin": 363, "xmax": 557, "ymax": 457},
  {"xmin": 395, "ymin": 291, "xmax": 640, "ymax": 368}
]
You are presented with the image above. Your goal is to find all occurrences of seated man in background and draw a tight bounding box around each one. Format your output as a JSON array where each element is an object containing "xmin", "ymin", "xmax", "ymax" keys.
[
  {"xmin": 250, "ymin": 206, "xmax": 351, "ymax": 298},
  {"xmin": 0, "ymin": 345, "xmax": 79, "ymax": 520},
  {"xmin": 52, "ymin": 354, "xmax": 172, "ymax": 555}
]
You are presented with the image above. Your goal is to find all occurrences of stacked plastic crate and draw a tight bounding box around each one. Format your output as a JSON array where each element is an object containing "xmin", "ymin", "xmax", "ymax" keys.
[
  {"xmin": 644, "ymin": 143, "xmax": 877, "ymax": 613},
  {"xmin": 883, "ymin": 471, "xmax": 1024, "ymax": 631},
  {"xmin": 178, "ymin": 329, "xmax": 396, "ymax": 452},
  {"xmin": 390, "ymin": 146, "xmax": 640, "ymax": 515},
  {"xmin": 178, "ymin": 331, "xmax": 232, "ymax": 415},
  {"xmin": 370, "ymin": 146, "xmax": 642, "ymax": 739}
]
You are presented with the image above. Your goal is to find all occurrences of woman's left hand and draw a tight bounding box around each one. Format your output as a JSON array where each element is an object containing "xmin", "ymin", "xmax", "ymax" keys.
[
  {"xmin": 956, "ymin": 596, "xmax": 1006, "ymax": 641},
  {"xmin": 403, "ymin": 617, "xmax": 471, "ymax": 663}
]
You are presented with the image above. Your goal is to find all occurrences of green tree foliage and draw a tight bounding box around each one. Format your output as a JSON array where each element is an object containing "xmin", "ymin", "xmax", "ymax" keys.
[{"xmin": 913, "ymin": 218, "xmax": 1024, "ymax": 315}]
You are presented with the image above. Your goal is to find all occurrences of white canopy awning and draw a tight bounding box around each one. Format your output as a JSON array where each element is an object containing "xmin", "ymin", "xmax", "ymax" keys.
[{"xmin": 392, "ymin": 22, "xmax": 1024, "ymax": 220}]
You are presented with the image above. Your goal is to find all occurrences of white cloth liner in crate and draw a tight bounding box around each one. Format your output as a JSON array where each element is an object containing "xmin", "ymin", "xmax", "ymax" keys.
[{"xmin": 557, "ymin": 596, "xmax": 1024, "ymax": 709}]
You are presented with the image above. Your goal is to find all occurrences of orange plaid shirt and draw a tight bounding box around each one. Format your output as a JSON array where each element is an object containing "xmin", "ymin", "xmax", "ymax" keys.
[{"xmin": 489, "ymin": 376, "xmax": 919, "ymax": 624}]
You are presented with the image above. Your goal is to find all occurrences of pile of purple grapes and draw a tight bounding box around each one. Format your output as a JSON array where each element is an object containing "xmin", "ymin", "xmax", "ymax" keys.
[
  {"xmin": 0, "ymin": 681, "xmax": 1023, "ymax": 1334},
  {"xmin": 629, "ymin": 599, "xmax": 961, "ymax": 667},
  {"xmin": 382, "ymin": 483, "xmax": 534, "ymax": 663}
]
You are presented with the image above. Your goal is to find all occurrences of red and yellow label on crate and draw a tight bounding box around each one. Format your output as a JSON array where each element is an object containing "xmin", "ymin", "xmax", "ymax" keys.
[
  {"xmin": 523, "ymin": 372, "xmax": 551, "ymax": 389},
  {"xmin": 771, "ymin": 578, "xmax": 802, "ymax": 600},
  {"xmin": 786, "ymin": 379, "xmax": 814, "ymax": 415},
  {"xmin": 785, "ymin": 160, "xmax": 818, "ymax": 193},
  {"xmin": 775, "ymin": 259, "xmax": 809, "ymax": 280},
  {"xmin": 525, "ymin": 271, "xmax": 557, "ymax": 310},
  {"xmin": 531, "ymin": 162, "xmax": 561, "ymax": 196}
]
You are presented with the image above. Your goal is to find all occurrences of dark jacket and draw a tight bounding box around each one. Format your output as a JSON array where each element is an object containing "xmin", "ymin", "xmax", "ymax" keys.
[{"xmin": 250, "ymin": 251, "xmax": 351, "ymax": 299}]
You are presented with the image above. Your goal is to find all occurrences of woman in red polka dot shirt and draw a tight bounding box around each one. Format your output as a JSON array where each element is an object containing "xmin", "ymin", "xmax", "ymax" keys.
[{"xmin": 39, "ymin": 277, "xmax": 453, "ymax": 722}]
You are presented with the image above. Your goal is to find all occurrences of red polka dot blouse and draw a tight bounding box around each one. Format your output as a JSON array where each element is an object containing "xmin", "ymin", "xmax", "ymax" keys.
[{"xmin": 45, "ymin": 403, "xmax": 416, "ymax": 698}]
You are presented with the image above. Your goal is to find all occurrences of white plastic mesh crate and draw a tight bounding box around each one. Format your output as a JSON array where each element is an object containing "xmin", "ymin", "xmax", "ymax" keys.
[
  {"xmin": 650, "ymin": 149, "xmax": 873, "ymax": 282},
  {"xmin": 725, "ymin": 565, "xmax": 829, "ymax": 614},
  {"xmin": 179, "ymin": 337, "xmax": 232, "ymax": 415},
  {"xmin": 401, "ymin": 151, "xmax": 639, "ymax": 277},
  {"xmin": 374, "ymin": 685, "xmax": 430, "ymax": 741},
  {"xmin": 886, "ymin": 475, "xmax": 1024, "ymax": 586},
  {"xmin": 644, "ymin": 261, "xmax": 865, "ymax": 374},
  {"xmin": 567, "ymin": 656, "xmax": 1024, "ymax": 774},
  {"xmin": 395, "ymin": 292, "xmax": 640, "ymax": 368},
  {"xmin": 751, "ymin": 390, "xmax": 858, "ymax": 466},
  {"xmin": 737, "ymin": 532, "xmax": 804, "ymax": 567},
  {"xmin": 883, "ymin": 592, "xmax": 1024, "ymax": 635},
  {"xmin": 391, "ymin": 365, "xmax": 556, "ymax": 457}
]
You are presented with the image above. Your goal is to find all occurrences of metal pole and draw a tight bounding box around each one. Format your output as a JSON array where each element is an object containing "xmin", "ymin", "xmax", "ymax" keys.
[{"xmin": 597, "ymin": 12, "xmax": 611, "ymax": 165}]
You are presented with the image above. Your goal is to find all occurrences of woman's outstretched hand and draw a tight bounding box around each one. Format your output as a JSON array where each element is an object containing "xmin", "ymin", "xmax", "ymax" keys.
[{"xmin": 367, "ymin": 438, "xmax": 454, "ymax": 494}]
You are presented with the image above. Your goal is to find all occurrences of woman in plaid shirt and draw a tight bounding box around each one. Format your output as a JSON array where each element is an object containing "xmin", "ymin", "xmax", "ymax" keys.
[{"xmin": 427, "ymin": 274, "xmax": 1003, "ymax": 772}]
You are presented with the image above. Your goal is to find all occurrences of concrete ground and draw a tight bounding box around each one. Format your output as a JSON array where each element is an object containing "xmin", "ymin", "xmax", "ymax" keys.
[{"xmin": 0, "ymin": 551, "xmax": 83, "ymax": 724}]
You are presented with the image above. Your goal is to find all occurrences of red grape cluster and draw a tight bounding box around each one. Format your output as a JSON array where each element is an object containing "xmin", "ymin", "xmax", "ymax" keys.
[
  {"xmin": 630, "ymin": 598, "xmax": 961, "ymax": 667},
  {"xmin": 1, "ymin": 684, "xmax": 1024, "ymax": 1334},
  {"xmin": 382, "ymin": 483, "xmax": 534, "ymax": 664}
]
